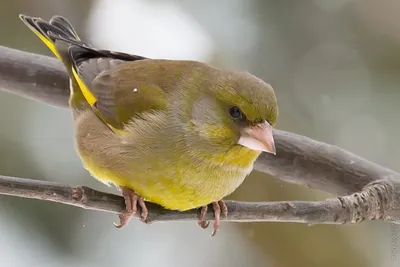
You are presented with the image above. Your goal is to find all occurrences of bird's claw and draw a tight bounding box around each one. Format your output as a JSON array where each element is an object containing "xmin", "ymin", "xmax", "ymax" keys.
[
  {"xmin": 198, "ymin": 205, "xmax": 210, "ymax": 229},
  {"xmin": 113, "ymin": 187, "xmax": 148, "ymax": 228},
  {"xmin": 198, "ymin": 200, "xmax": 228, "ymax": 236}
]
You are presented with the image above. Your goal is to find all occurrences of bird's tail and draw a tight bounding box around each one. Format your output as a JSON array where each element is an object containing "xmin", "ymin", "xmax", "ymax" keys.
[
  {"xmin": 19, "ymin": 14, "xmax": 90, "ymax": 70},
  {"xmin": 19, "ymin": 14, "xmax": 92, "ymax": 107}
]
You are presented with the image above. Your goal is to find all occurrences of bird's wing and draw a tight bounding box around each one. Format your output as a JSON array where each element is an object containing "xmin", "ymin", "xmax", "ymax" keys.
[{"xmin": 64, "ymin": 41, "xmax": 167, "ymax": 132}]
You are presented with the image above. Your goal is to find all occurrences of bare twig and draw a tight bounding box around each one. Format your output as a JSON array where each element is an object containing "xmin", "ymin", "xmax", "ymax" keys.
[
  {"xmin": 0, "ymin": 175, "xmax": 393, "ymax": 224},
  {"xmin": 1, "ymin": 45, "xmax": 400, "ymax": 225}
]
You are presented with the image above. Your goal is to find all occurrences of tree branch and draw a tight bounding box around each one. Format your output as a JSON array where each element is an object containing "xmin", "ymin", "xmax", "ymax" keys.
[
  {"xmin": 0, "ymin": 46, "xmax": 69, "ymax": 108},
  {"xmin": 0, "ymin": 175, "xmax": 393, "ymax": 224},
  {"xmin": 1, "ymin": 45, "xmax": 400, "ymax": 224}
]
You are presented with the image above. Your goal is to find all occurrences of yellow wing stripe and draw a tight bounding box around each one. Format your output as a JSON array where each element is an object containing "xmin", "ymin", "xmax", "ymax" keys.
[
  {"xmin": 71, "ymin": 66, "xmax": 126, "ymax": 135},
  {"xmin": 71, "ymin": 67, "xmax": 97, "ymax": 106},
  {"xmin": 22, "ymin": 22, "xmax": 62, "ymax": 61},
  {"xmin": 21, "ymin": 15, "xmax": 126, "ymax": 136}
]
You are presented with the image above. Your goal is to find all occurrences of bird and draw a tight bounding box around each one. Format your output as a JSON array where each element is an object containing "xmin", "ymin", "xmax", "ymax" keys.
[{"xmin": 19, "ymin": 14, "xmax": 278, "ymax": 236}]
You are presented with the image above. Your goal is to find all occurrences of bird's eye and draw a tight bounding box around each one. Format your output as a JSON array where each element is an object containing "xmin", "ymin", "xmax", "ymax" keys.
[{"xmin": 229, "ymin": 106, "xmax": 243, "ymax": 120}]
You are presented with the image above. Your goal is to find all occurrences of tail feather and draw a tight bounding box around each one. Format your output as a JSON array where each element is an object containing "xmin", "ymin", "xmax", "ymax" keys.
[
  {"xmin": 20, "ymin": 14, "xmax": 147, "ymax": 114},
  {"xmin": 19, "ymin": 14, "xmax": 93, "ymax": 109},
  {"xmin": 19, "ymin": 14, "xmax": 88, "ymax": 64},
  {"xmin": 46, "ymin": 31, "xmax": 89, "ymax": 49},
  {"xmin": 19, "ymin": 14, "xmax": 61, "ymax": 60},
  {"xmin": 35, "ymin": 19, "xmax": 77, "ymax": 44},
  {"xmin": 49, "ymin": 15, "xmax": 81, "ymax": 41}
]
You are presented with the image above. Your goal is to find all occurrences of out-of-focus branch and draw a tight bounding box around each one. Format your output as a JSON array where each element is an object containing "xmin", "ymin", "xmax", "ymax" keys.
[
  {"xmin": 0, "ymin": 46, "xmax": 69, "ymax": 108},
  {"xmin": 1, "ymin": 45, "xmax": 400, "ymax": 224}
]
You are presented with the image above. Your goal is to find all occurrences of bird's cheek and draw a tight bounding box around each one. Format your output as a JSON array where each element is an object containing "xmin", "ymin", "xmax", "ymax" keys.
[{"xmin": 203, "ymin": 124, "xmax": 235, "ymax": 141}]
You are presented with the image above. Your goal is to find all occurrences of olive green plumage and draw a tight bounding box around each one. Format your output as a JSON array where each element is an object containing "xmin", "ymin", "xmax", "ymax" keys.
[{"xmin": 19, "ymin": 14, "xmax": 278, "ymax": 222}]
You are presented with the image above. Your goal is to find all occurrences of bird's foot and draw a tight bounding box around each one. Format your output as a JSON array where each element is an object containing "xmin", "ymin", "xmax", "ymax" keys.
[
  {"xmin": 198, "ymin": 200, "xmax": 228, "ymax": 236},
  {"xmin": 113, "ymin": 187, "xmax": 148, "ymax": 228}
]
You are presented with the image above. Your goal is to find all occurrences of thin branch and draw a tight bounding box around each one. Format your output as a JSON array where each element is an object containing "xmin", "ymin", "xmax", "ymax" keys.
[
  {"xmin": 0, "ymin": 175, "xmax": 392, "ymax": 224},
  {"xmin": 1, "ymin": 45, "xmax": 400, "ymax": 224}
]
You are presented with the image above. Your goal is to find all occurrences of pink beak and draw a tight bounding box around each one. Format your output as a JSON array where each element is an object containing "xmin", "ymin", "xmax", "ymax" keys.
[{"xmin": 237, "ymin": 121, "xmax": 276, "ymax": 154}]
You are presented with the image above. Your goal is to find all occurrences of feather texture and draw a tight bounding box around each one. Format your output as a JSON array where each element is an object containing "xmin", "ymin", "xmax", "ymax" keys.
[{"xmin": 20, "ymin": 14, "xmax": 278, "ymax": 211}]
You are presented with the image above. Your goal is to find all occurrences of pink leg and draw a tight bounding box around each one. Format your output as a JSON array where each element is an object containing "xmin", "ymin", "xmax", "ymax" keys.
[
  {"xmin": 198, "ymin": 205, "xmax": 210, "ymax": 229},
  {"xmin": 198, "ymin": 200, "xmax": 228, "ymax": 236},
  {"xmin": 114, "ymin": 187, "xmax": 148, "ymax": 228}
]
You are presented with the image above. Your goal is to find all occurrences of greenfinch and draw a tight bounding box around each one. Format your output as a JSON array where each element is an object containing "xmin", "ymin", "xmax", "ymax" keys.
[{"xmin": 19, "ymin": 14, "xmax": 278, "ymax": 235}]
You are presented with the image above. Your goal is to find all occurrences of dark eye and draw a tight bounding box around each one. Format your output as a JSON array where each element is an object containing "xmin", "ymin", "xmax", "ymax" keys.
[{"xmin": 229, "ymin": 106, "xmax": 243, "ymax": 120}]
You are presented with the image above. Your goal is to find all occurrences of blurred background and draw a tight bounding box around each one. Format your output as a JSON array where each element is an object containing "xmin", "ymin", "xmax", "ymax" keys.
[{"xmin": 0, "ymin": 0, "xmax": 399, "ymax": 266}]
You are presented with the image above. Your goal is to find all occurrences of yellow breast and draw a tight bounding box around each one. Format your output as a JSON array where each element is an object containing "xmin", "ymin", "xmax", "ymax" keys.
[{"xmin": 78, "ymin": 146, "xmax": 259, "ymax": 211}]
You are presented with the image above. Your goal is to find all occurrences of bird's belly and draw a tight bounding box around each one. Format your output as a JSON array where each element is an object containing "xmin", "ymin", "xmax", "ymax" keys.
[
  {"xmin": 79, "ymin": 152, "xmax": 253, "ymax": 211},
  {"xmin": 132, "ymin": 165, "xmax": 252, "ymax": 211}
]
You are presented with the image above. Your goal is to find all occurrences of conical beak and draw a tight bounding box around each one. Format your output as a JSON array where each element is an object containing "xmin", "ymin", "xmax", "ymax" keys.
[{"xmin": 237, "ymin": 121, "xmax": 276, "ymax": 154}]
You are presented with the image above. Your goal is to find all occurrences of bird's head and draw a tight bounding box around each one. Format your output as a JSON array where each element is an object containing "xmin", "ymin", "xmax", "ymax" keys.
[{"xmin": 179, "ymin": 65, "xmax": 278, "ymax": 156}]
